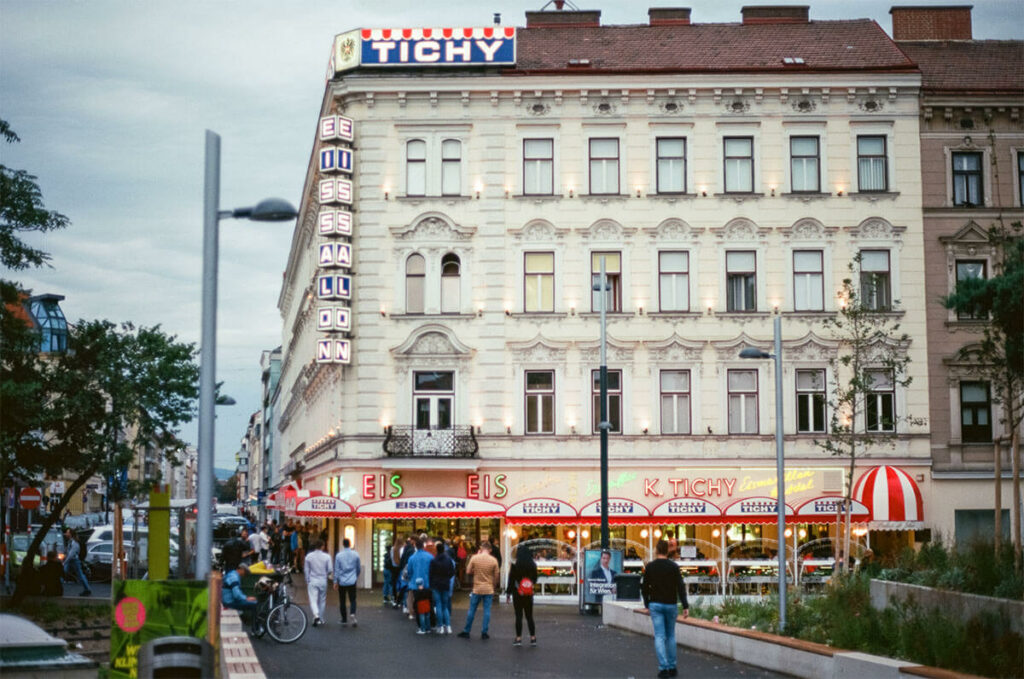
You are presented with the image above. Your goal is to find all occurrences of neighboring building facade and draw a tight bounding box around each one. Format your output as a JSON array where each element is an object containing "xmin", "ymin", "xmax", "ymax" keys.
[
  {"xmin": 275, "ymin": 6, "xmax": 935, "ymax": 590},
  {"xmin": 893, "ymin": 6, "xmax": 1024, "ymax": 544},
  {"xmin": 259, "ymin": 348, "xmax": 283, "ymax": 508}
]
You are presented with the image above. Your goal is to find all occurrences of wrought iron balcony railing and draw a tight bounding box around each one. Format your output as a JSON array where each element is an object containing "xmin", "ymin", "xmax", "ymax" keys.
[{"xmin": 382, "ymin": 425, "xmax": 478, "ymax": 458}]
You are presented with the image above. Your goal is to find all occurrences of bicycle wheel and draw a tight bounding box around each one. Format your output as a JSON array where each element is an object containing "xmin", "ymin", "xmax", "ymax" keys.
[{"xmin": 266, "ymin": 602, "xmax": 307, "ymax": 643}]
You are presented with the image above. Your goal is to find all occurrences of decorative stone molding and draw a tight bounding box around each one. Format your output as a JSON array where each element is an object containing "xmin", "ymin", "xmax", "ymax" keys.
[
  {"xmin": 391, "ymin": 324, "xmax": 475, "ymax": 364},
  {"xmin": 576, "ymin": 335, "xmax": 638, "ymax": 364},
  {"xmin": 711, "ymin": 217, "xmax": 769, "ymax": 242},
  {"xmin": 780, "ymin": 218, "xmax": 838, "ymax": 242},
  {"xmin": 711, "ymin": 333, "xmax": 772, "ymax": 362},
  {"xmin": 508, "ymin": 219, "xmax": 570, "ymax": 242},
  {"xmin": 390, "ymin": 212, "xmax": 477, "ymax": 242},
  {"xmin": 846, "ymin": 217, "xmax": 905, "ymax": 242},
  {"xmin": 644, "ymin": 334, "xmax": 706, "ymax": 363},
  {"xmin": 781, "ymin": 332, "xmax": 838, "ymax": 362},
  {"xmin": 507, "ymin": 334, "xmax": 571, "ymax": 364},
  {"xmin": 643, "ymin": 218, "xmax": 703, "ymax": 242},
  {"xmin": 577, "ymin": 218, "xmax": 637, "ymax": 242}
]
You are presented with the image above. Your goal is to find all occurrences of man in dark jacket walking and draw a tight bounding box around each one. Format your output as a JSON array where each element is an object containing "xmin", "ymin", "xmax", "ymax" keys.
[{"xmin": 640, "ymin": 540, "xmax": 688, "ymax": 678}]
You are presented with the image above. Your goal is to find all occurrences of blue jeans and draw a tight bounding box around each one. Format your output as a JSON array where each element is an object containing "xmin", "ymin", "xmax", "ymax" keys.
[
  {"xmin": 382, "ymin": 570, "xmax": 394, "ymax": 601},
  {"xmin": 462, "ymin": 592, "xmax": 492, "ymax": 635},
  {"xmin": 64, "ymin": 557, "xmax": 91, "ymax": 594},
  {"xmin": 432, "ymin": 589, "xmax": 451, "ymax": 628},
  {"xmin": 417, "ymin": 612, "xmax": 430, "ymax": 632},
  {"xmin": 649, "ymin": 602, "xmax": 678, "ymax": 671}
]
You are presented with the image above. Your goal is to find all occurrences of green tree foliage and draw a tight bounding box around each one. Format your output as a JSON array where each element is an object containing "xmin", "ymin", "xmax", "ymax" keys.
[{"xmin": 218, "ymin": 475, "xmax": 239, "ymax": 504}]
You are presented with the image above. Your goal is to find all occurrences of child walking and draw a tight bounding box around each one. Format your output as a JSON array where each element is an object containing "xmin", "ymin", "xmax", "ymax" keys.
[{"xmin": 412, "ymin": 578, "xmax": 433, "ymax": 634}]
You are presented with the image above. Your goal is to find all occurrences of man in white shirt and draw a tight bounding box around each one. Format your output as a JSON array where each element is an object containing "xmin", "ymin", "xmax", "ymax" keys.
[
  {"xmin": 246, "ymin": 528, "xmax": 263, "ymax": 565},
  {"xmin": 303, "ymin": 540, "xmax": 333, "ymax": 626}
]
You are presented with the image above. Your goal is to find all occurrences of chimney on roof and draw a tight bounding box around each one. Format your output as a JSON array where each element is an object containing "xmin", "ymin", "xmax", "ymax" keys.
[
  {"xmin": 525, "ymin": 9, "xmax": 601, "ymax": 28},
  {"xmin": 889, "ymin": 6, "xmax": 972, "ymax": 40},
  {"xmin": 741, "ymin": 6, "xmax": 810, "ymax": 24},
  {"xmin": 649, "ymin": 8, "xmax": 691, "ymax": 26}
]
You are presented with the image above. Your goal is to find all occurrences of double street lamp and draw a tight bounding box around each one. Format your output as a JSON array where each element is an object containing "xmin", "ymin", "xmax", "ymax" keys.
[
  {"xmin": 196, "ymin": 130, "xmax": 297, "ymax": 579},
  {"xmin": 738, "ymin": 313, "xmax": 788, "ymax": 632}
]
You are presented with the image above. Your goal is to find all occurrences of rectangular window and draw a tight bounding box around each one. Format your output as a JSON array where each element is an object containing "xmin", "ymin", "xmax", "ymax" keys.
[
  {"xmin": 728, "ymin": 369, "xmax": 758, "ymax": 434},
  {"xmin": 724, "ymin": 137, "xmax": 754, "ymax": 193},
  {"xmin": 955, "ymin": 260, "xmax": 986, "ymax": 320},
  {"xmin": 524, "ymin": 252, "xmax": 555, "ymax": 313},
  {"xmin": 857, "ymin": 135, "xmax": 888, "ymax": 192},
  {"xmin": 413, "ymin": 371, "xmax": 454, "ymax": 429},
  {"xmin": 525, "ymin": 371, "xmax": 555, "ymax": 435},
  {"xmin": 796, "ymin": 369, "xmax": 826, "ymax": 433},
  {"xmin": 865, "ymin": 369, "xmax": 895, "ymax": 433},
  {"xmin": 406, "ymin": 140, "xmax": 427, "ymax": 196},
  {"xmin": 589, "ymin": 138, "xmax": 620, "ymax": 195},
  {"xmin": 591, "ymin": 251, "xmax": 622, "ymax": 312},
  {"xmin": 658, "ymin": 251, "xmax": 689, "ymax": 312},
  {"xmin": 793, "ymin": 250, "xmax": 824, "ymax": 311},
  {"xmin": 960, "ymin": 382, "xmax": 992, "ymax": 443},
  {"xmin": 790, "ymin": 136, "xmax": 820, "ymax": 193},
  {"xmin": 952, "ymin": 151, "xmax": 983, "ymax": 207},
  {"xmin": 726, "ymin": 251, "xmax": 757, "ymax": 312},
  {"xmin": 660, "ymin": 370, "xmax": 691, "ymax": 435},
  {"xmin": 523, "ymin": 139, "xmax": 554, "ymax": 196},
  {"xmin": 592, "ymin": 369, "xmax": 622, "ymax": 434},
  {"xmin": 656, "ymin": 138, "xmax": 687, "ymax": 193},
  {"xmin": 859, "ymin": 250, "xmax": 891, "ymax": 311},
  {"xmin": 441, "ymin": 139, "xmax": 462, "ymax": 196}
]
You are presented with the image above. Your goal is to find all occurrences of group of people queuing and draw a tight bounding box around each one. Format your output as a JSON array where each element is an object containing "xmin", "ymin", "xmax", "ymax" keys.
[{"xmin": 224, "ymin": 520, "xmax": 326, "ymax": 572}]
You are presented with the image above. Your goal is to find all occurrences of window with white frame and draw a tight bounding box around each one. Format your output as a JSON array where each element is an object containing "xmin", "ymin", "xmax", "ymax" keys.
[
  {"xmin": 414, "ymin": 370, "xmax": 454, "ymax": 429},
  {"xmin": 406, "ymin": 140, "xmax": 427, "ymax": 196},
  {"xmin": 660, "ymin": 370, "xmax": 691, "ymax": 435},
  {"xmin": 865, "ymin": 369, "xmax": 895, "ymax": 432},
  {"xmin": 960, "ymin": 381, "xmax": 992, "ymax": 443},
  {"xmin": 656, "ymin": 138, "xmax": 687, "ymax": 193},
  {"xmin": 440, "ymin": 252, "xmax": 461, "ymax": 314},
  {"xmin": 859, "ymin": 250, "xmax": 891, "ymax": 311},
  {"xmin": 790, "ymin": 136, "xmax": 820, "ymax": 193},
  {"xmin": 524, "ymin": 252, "xmax": 554, "ymax": 313},
  {"xmin": 724, "ymin": 137, "xmax": 754, "ymax": 193},
  {"xmin": 523, "ymin": 139, "xmax": 554, "ymax": 195},
  {"xmin": 659, "ymin": 251, "xmax": 689, "ymax": 312},
  {"xmin": 857, "ymin": 135, "xmax": 888, "ymax": 192},
  {"xmin": 728, "ymin": 369, "xmax": 758, "ymax": 434},
  {"xmin": 441, "ymin": 139, "xmax": 462, "ymax": 196},
  {"xmin": 405, "ymin": 253, "xmax": 425, "ymax": 314},
  {"xmin": 726, "ymin": 250, "xmax": 757, "ymax": 312},
  {"xmin": 589, "ymin": 138, "xmax": 620, "ymax": 195},
  {"xmin": 793, "ymin": 250, "xmax": 824, "ymax": 311},
  {"xmin": 592, "ymin": 369, "xmax": 622, "ymax": 433},
  {"xmin": 955, "ymin": 260, "xmax": 986, "ymax": 320},
  {"xmin": 951, "ymin": 151, "xmax": 983, "ymax": 207},
  {"xmin": 525, "ymin": 370, "xmax": 555, "ymax": 435},
  {"xmin": 591, "ymin": 251, "xmax": 622, "ymax": 312},
  {"xmin": 796, "ymin": 369, "xmax": 827, "ymax": 433}
]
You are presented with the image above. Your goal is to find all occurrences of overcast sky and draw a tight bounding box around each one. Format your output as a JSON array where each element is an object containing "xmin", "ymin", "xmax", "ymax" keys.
[{"xmin": 2, "ymin": 0, "xmax": 1021, "ymax": 472}]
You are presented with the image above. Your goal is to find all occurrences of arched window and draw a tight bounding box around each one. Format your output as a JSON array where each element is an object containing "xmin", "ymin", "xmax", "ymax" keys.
[
  {"xmin": 440, "ymin": 252, "xmax": 461, "ymax": 314},
  {"xmin": 406, "ymin": 253, "xmax": 426, "ymax": 314},
  {"xmin": 441, "ymin": 139, "xmax": 461, "ymax": 196},
  {"xmin": 406, "ymin": 140, "xmax": 426, "ymax": 196}
]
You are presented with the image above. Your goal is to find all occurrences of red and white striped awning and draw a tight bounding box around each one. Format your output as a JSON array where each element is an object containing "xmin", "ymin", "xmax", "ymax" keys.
[{"xmin": 853, "ymin": 465, "xmax": 924, "ymax": 529}]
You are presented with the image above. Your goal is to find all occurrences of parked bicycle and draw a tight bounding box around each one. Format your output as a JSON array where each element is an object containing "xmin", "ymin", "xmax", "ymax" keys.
[{"xmin": 251, "ymin": 566, "xmax": 307, "ymax": 643}]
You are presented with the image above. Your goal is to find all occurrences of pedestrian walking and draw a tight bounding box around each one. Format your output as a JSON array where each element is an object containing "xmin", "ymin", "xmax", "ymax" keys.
[
  {"xmin": 429, "ymin": 542, "xmax": 455, "ymax": 634},
  {"xmin": 259, "ymin": 525, "xmax": 270, "ymax": 562},
  {"xmin": 381, "ymin": 542, "xmax": 395, "ymax": 605},
  {"xmin": 506, "ymin": 543, "xmax": 538, "ymax": 646},
  {"xmin": 333, "ymin": 538, "xmax": 361, "ymax": 626},
  {"xmin": 402, "ymin": 537, "xmax": 432, "ymax": 621},
  {"xmin": 412, "ymin": 578, "xmax": 433, "ymax": 634},
  {"xmin": 304, "ymin": 540, "xmax": 332, "ymax": 627},
  {"xmin": 640, "ymin": 539, "xmax": 689, "ymax": 678},
  {"xmin": 62, "ymin": 528, "xmax": 91, "ymax": 596},
  {"xmin": 398, "ymin": 536, "xmax": 415, "ymax": 614},
  {"xmin": 457, "ymin": 541, "xmax": 499, "ymax": 639}
]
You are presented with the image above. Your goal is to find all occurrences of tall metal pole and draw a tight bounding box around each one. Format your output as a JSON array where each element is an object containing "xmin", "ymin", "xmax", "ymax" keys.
[
  {"xmin": 598, "ymin": 257, "xmax": 610, "ymax": 549},
  {"xmin": 773, "ymin": 313, "xmax": 787, "ymax": 632},
  {"xmin": 197, "ymin": 130, "xmax": 220, "ymax": 580}
]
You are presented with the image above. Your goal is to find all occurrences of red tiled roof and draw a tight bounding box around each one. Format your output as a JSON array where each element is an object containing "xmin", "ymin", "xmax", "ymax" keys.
[
  {"xmin": 512, "ymin": 20, "xmax": 916, "ymax": 74},
  {"xmin": 897, "ymin": 40, "xmax": 1024, "ymax": 94}
]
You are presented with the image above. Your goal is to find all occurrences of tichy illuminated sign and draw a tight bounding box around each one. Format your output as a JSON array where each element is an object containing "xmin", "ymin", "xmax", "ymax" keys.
[
  {"xmin": 332, "ymin": 27, "xmax": 516, "ymax": 73},
  {"xmin": 317, "ymin": 274, "xmax": 353, "ymax": 300}
]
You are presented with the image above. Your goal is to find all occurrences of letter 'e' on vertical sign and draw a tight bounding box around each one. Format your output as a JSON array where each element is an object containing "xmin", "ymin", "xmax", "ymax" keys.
[{"xmin": 319, "ymin": 115, "xmax": 355, "ymax": 143}]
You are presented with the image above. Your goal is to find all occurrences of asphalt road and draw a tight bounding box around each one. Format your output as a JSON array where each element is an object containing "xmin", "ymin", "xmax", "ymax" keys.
[{"xmin": 253, "ymin": 582, "xmax": 791, "ymax": 679}]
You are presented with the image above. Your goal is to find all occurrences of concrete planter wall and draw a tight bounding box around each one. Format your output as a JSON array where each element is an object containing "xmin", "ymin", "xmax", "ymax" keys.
[
  {"xmin": 602, "ymin": 601, "xmax": 985, "ymax": 679},
  {"xmin": 870, "ymin": 578, "xmax": 1024, "ymax": 635}
]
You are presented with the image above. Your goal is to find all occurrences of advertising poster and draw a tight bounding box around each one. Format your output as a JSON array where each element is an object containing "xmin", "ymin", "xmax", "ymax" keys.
[
  {"xmin": 582, "ymin": 548, "xmax": 623, "ymax": 606},
  {"xmin": 110, "ymin": 579, "xmax": 209, "ymax": 679}
]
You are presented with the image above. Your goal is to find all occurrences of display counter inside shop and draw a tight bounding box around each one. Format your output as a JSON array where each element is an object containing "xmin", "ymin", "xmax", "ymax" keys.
[
  {"xmin": 535, "ymin": 559, "xmax": 576, "ymax": 596},
  {"xmin": 799, "ymin": 559, "xmax": 836, "ymax": 588},
  {"xmin": 675, "ymin": 559, "xmax": 722, "ymax": 595},
  {"xmin": 726, "ymin": 559, "xmax": 793, "ymax": 594}
]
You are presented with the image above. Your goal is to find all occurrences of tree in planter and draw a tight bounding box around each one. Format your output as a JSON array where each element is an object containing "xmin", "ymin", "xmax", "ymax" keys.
[
  {"xmin": 943, "ymin": 219, "xmax": 1024, "ymax": 571},
  {"xmin": 817, "ymin": 259, "xmax": 926, "ymax": 571},
  {"xmin": 10, "ymin": 321, "xmax": 198, "ymax": 602}
]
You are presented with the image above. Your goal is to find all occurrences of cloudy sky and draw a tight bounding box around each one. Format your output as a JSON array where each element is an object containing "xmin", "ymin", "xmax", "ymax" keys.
[{"xmin": 2, "ymin": 0, "xmax": 1021, "ymax": 471}]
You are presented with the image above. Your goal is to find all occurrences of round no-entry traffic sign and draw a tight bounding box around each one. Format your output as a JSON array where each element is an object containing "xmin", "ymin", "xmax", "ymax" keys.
[{"xmin": 19, "ymin": 488, "xmax": 42, "ymax": 510}]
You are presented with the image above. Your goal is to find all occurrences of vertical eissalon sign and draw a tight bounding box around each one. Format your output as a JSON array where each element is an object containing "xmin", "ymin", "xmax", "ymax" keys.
[
  {"xmin": 315, "ymin": 114, "xmax": 354, "ymax": 365},
  {"xmin": 329, "ymin": 27, "xmax": 516, "ymax": 74}
]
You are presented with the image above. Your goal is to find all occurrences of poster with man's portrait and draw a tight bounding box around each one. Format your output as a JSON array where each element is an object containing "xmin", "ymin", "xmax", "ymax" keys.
[{"xmin": 583, "ymin": 548, "xmax": 623, "ymax": 605}]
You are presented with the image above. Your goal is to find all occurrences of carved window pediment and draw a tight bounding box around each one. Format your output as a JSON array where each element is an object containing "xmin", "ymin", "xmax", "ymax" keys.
[
  {"xmin": 710, "ymin": 333, "xmax": 771, "ymax": 361},
  {"xmin": 508, "ymin": 219, "xmax": 570, "ymax": 242},
  {"xmin": 390, "ymin": 212, "xmax": 476, "ymax": 242},
  {"xmin": 847, "ymin": 217, "xmax": 905, "ymax": 242},
  {"xmin": 644, "ymin": 334, "xmax": 706, "ymax": 362},
  {"xmin": 577, "ymin": 336, "xmax": 638, "ymax": 363},
  {"xmin": 780, "ymin": 218, "xmax": 838, "ymax": 241},
  {"xmin": 577, "ymin": 219, "xmax": 636, "ymax": 242},
  {"xmin": 507, "ymin": 334, "xmax": 570, "ymax": 363},
  {"xmin": 711, "ymin": 218, "xmax": 769, "ymax": 242},
  {"xmin": 391, "ymin": 324, "xmax": 474, "ymax": 361},
  {"xmin": 642, "ymin": 218, "xmax": 704, "ymax": 242},
  {"xmin": 782, "ymin": 332, "xmax": 838, "ymax": 362}
]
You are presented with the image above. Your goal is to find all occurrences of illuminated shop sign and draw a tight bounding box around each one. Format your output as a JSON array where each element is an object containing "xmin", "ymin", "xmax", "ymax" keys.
[
  {"xmin": 319, "ymin": 178, "xmax": 353, "ymax": 205},
  {"xmin": 357, "ymin": 496, "xmax": 507, "ymax": 517},
  {"xmin": 317, "ymin": 306, "xmax": 352, "ymax": 332},
  {"xmin": 651, "ymin": 497, "xmax": 723, "ymax": 519},
  {"xmin": 579, "ymin": 498, "xmax": 650, "ymax": 517},
  {"xmin": 316, "ymin": 338, "xmax": 351, "ymax": 364},
  {"xmin": 331, "ymin": 27, "xmax": 516, "ymax": 74},
  {"xmin": 724, "ymin": 496, "xmax": 795, "ymax": 518},
  {"xmin": 318, "ymin": 242, "xmax": 353, "ymax": 268},
  {"xmin": 319, "ymin": 209, "xmax": 353, "ymax": 237},
  {"xmin": 319, "ymin": 147, "xmax": 354, "ymax": 174},
  {"xmin": 317, "ymin": 274, "xmax": 352, "ymax": 300},
  {"xmin": 319, "ymin": 115, "xmax": 355, "ymax": 143}
]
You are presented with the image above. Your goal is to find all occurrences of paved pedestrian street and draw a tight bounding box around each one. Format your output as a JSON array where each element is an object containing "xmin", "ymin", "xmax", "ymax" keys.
[{"xmin": 253, "ymin": 580, "xmax": 788, "ymax": 679}]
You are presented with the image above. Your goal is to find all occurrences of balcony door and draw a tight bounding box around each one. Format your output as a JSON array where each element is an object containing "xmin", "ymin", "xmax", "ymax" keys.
[{"xmin": 414, "ymin": 370, "xmax": 454, "ymax": 430}]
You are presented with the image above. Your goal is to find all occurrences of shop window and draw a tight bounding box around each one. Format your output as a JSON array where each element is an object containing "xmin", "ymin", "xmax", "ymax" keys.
[
  {"xmin": 660, "ymin": 370, "xmax": 691, "ymax": 435},
  {"xmin": 723, "ymin": 137, "xmax": 754, "ymax": 193},
  {"xmin": 865, "ymin": 369, "xmax": 895, "ymax": 432},
  {"xmin": 656, "ymin": 138, "xmax": 686, "ymax": 193},
  {"xmin": 790, "ymin": 136, "xmax": 820, "ymax": 193},
  {"xmin": 441, "ymin": 139, "xmax": 462, "ymax": 196},
  {"xmin": 857, "ymin": 135, "xmax": 888, "ymax": 192},
  {"xmin": 726, "ymin": 251, "xmax": 756, "ymax": 312},
  {"xmin": 406, "ymin": 139, "xmax": 426, "ymax": 196},
  {"xmin": 440, "ymin": 253, "xmax": 461, "ymax": 314},
  {"xmin": 659, "ymin": 251, "xmax": 689, "ymax": 312},
  {"xmin": 952, "ymin": 151, "xmax": 983, "ymax": 207},
  {"xmin": 796, "ymin": 369, "xmax": 826, "ymax": 433},
  {"xmin": 591, "ymin": 251, "xmax": 622, "ymax": 312},
  {"xmin": 589, "ymin": 138, "xmax": 619, "ymax": 195},
  {"xmin": 405, "ymin": 253, "xmax": 425, "ymax": 314},
  {"xmin": 414, "ymin": 371, "xmax": 454, "ymax": 429},
  {"xmin": 960, "ymin": 381, "xmax": 992, "ymax": 443},
  {"xmin": 525, "ymin": 370, "xmax": 555, "ymax": 435},
  {"xmin": 793, "ymin": 250, "xmax": 824, "ymax": 311},
  {"xmin": 523, "ymin": 139, "xmax": 554, "ymax": 195},
  {"xmin": 859, "ymin": 250, "xmax": 891, "ymax": 311},
  {"xmin": 728, "ymin": 369, "xmax": 758, "ymax": 434},
  {"xmin": 524, "ymin": 252, "xmax": 555, "ymax": 313},
  {"xmin": 955, "ymin": 260, "xmax": 986, "ymax": 320},
  {"xmin": 592, "ymin": 369, "xmax": 622, "ymax": 434}
]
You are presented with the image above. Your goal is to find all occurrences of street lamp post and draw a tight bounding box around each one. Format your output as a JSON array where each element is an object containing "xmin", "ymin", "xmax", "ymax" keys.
[
  {"xmin": 593, "ymin": 257, "xmax": 611, "ymax": 549},
  {"xmin": 739, "ymin": 313, "xmax": 787, "ymax": 632},
  {"xmin": 197, "ymin": 130, "xmax": 297, "ymax": 580}
]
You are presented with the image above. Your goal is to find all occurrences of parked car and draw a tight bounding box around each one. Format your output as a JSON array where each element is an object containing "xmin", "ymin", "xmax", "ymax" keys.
[
  {"xmin": 85, "ymin": 540, "xmax": 179, "ymax": 581},
  {"xmin": 8, "ymin": 526, "xmax": 64, "ymax": 578},
  {"xmin": 86, "ymin": 524, "xmax": 148, "ymax": 550}
]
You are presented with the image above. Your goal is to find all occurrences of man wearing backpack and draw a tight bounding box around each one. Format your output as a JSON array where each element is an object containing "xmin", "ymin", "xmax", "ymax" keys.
[{"xmin": 505, "ymin": 544, "xmax": 538, "ymax": 646}]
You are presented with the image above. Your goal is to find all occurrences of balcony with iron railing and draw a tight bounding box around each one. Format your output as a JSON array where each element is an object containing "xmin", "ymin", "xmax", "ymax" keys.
[{"xmin": 382, "ymin": 425, "xmax": 478, "ymax": 458}]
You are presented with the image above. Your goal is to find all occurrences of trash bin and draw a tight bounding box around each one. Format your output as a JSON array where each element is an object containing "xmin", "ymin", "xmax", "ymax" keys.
[
  {"xmin": 614, "ymin": 573, "xmax": 642, "ymax": 601},
  {"xmin": 137, "ymin": 636, "xmax": 212, "ymax": 679}
]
